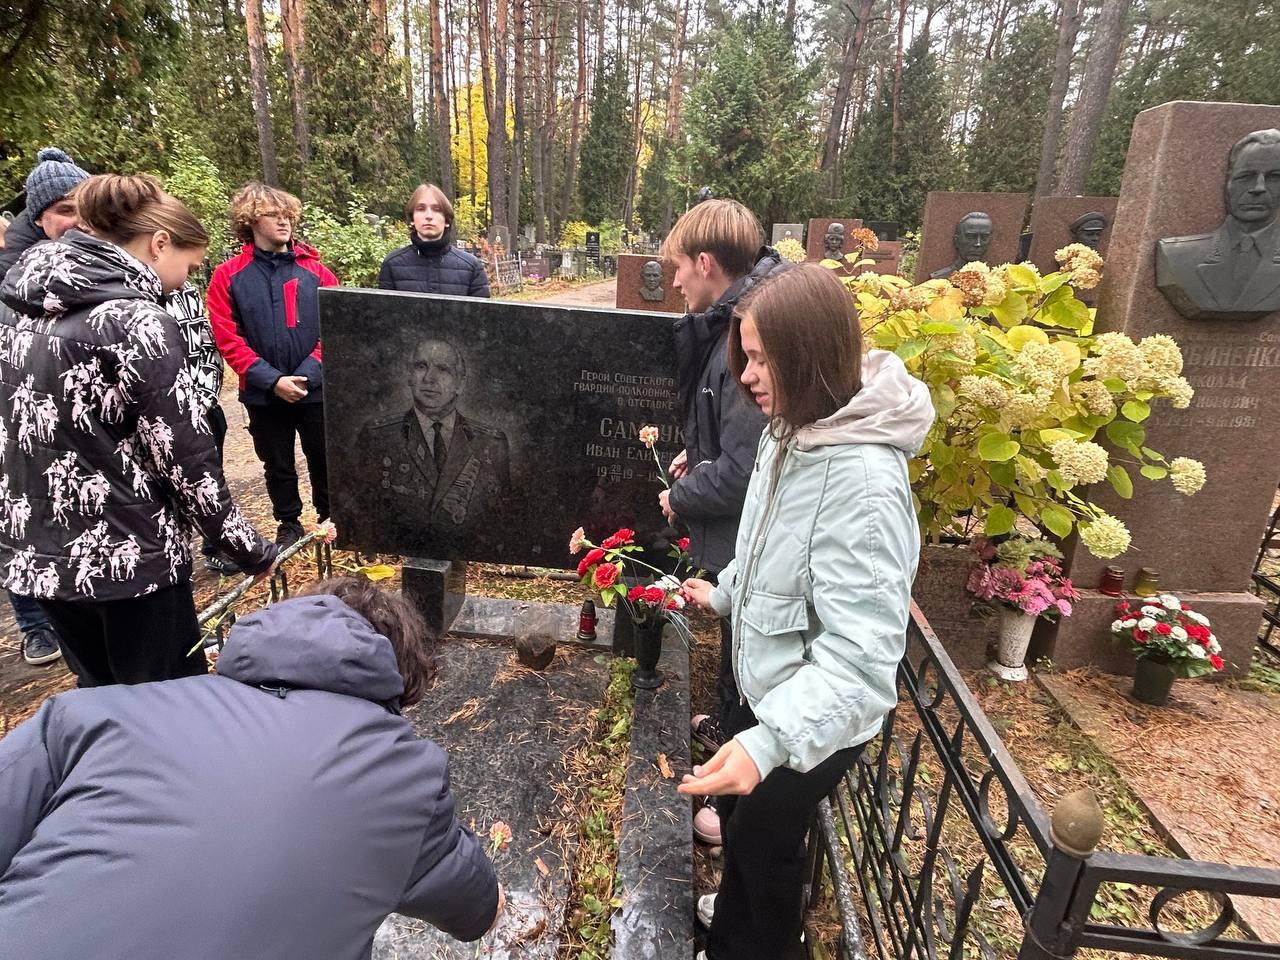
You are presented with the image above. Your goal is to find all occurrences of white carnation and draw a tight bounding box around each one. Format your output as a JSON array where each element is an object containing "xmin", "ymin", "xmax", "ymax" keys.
[
  {"xmin": 1123, "ymin": 618, "xmax": 1138, "ymax": 628},
  {"xmin": 1140, "ymin": 606, "xmax": 1163, "ymax": 618},
  {"xmin": 1209, "ymin": 638, "xmax": 1221, "ymax": 653},
  {"xmin": 1188, "ymin": 644, "xmax": 1207, "ymax": 659},
  {"xmin": 1158, "ymin": 594, "xmax": 1182, "ymax": 610},
  {"xmin": 1111, "ymin": 619, "xmax": 1124, "ymax": 633},
  {"xmin": 1171, "ymin": 626, "xmax": 1187, "ymax": 641},
  {"xmin": 1185, "ymin": 610, "xmax": 1209, "ymax": 625},
  {"xmin": 1137, "ymin": 617, "xmax": 1156, "ymax": 630}
]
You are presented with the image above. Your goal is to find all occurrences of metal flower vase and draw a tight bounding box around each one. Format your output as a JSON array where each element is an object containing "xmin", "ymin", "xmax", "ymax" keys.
[
  {"xmin": 1132, "ymin": 657, "xmax": 1176, "ymax": 706},
  {"xmin": 631, "ymin": 619, "xmax": 665, "ymax": 690},
  {"xmin": 988, "ymin": 607, "xmax": 1036, "ymax": 682}
]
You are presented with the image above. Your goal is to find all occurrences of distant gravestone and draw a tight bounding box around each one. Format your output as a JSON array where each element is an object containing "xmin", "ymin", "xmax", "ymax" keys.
[
  {"xmin": 1026, "ymin": 196, "xmax": 1118, "ymax": 276},
  {"xmin": 771, "ymin": 222, "xmax": 804, "ymax": 245},
  {"xmin": 521, "ymin": 255, "xmax": 550, "ymax": 279},
  {"xmin": 861, "ymin": 240, "xmax": 903, "ymax": 276},
  {"xmin": 915, "ymin": 191, "xmax": 1028, "ymax": 282},
  {"xmin": 866, "ymin": 220, "xmax": 899, "ymax": 242},
  {"xmin": 1041, "ymin": 101, "xmax": 1280, "ymax": 677},
  {"xmin": 585, "ymin": 231, "xmax": 602, "ymax": 269},
  {"xmin": 490, "ymin": 225, "xmax": 512, "ymax": 256},
  {"xmin": 320, "ymin": 289, "xmax": 683, "ymax": 566},
  {"xmin": 805, "ymin": 217, "xmax": 863, "ymax": 262},
  {"xmin": 615, "ymin": 254, "xmax": 684, "ymax": 313}
]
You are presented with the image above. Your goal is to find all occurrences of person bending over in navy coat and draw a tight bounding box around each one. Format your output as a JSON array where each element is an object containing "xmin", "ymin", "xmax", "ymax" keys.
[{"xmin": 0, "ymin": 576, "xmax": 504, "ymax": 960}]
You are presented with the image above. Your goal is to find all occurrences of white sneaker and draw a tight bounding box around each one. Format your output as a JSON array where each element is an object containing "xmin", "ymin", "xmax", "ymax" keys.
[{"xmin": 697, "ymin": 892, "xmax": 716, "ymax": 929}]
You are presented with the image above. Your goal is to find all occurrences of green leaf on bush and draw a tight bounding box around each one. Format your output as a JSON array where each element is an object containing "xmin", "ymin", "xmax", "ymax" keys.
[
  {"xmin": 1140, "ymin": 465, "xmax": 1168, "ymax": 480},
  {"xmin": 990, "ymin": 291, "xmax": 1028, "ymax": 328},
  {"xmin": 1120, "ymin": 399, "xmax": 1150, "ymax": 422},
  {"xmin": 894, "ymin": 340, "xmax": 929, "ymax": 361},
  {"xmin": 1006, "ymin": 263, "xmax": 1040, "ymax": 288},
  {"xmin": 985, "ymin": 505, "xmax": 1016, "ymax": 536},
  {"xmin": 978, "ymin": 433, "xmax": 1020, "ymax": 461},
  {"xmin": 989, "ymin": 460, "xmax": 1017, "ymax": 486},
  {"xmin": 1041, "ymin": 504, "xmax": 1074, "ymax": 538},
  {"xmin": 1007, "ymin": 324, "xmax": 1049, "ymax": 350},
  {"xmin": 1014, "ymin": 492, "xmax": 1038, "ymax": 518},
  {"xmin": 1105, "ymin": 420, "xmax": 1146, "ymax": 452},
  {"xmin": 1106, "ymin": 464, "xmax": 1133, "ymax": 499}
]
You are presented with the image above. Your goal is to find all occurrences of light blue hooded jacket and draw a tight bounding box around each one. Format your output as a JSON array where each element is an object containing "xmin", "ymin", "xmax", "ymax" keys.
[{"xmin": 709, "ymin": 349, "xmax": 935, "ymax": 779}]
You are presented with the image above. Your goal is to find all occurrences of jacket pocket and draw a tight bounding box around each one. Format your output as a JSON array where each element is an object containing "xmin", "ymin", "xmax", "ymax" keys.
[{"xmin": 741, "ymin": 590, "xmax": 809, "ymax": 636}]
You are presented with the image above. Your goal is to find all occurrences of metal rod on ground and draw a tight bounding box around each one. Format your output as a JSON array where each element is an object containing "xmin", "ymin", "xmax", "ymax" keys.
[{"xmin": 197, "ymin": 530, "xmax": 326, "ymax": 646}]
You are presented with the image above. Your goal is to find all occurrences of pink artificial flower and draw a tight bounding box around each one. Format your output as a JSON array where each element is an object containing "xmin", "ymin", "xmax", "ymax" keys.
[
  {"xmin": 569, "ymin": 527, "xmax": 587, "ymax": 555},
  {"xmin": 638, "ymin": 425, "xmax": 660, "ymax": 448}
]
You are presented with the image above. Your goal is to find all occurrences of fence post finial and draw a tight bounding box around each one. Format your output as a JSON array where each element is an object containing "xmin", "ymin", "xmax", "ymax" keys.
[{"xmin": 1049, "ymin": 788, "xmax": 1104, "ymax": 859}]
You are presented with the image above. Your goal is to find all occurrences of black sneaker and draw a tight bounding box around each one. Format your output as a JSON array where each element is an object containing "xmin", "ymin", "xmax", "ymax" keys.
[
  {"xmin": 23, "ymin": 626, "xmax": 63, "ymax": 666},
  {"xmin": 203, "ymin": 550, "xmax": 244, "ymax": 575},
  {"xmin": 275, "ymin": 521, "xmax": 306, "ymax": 551},
  {"xmin": 691, "ymin": 714, "xmax": 727, "ymax": 752}
]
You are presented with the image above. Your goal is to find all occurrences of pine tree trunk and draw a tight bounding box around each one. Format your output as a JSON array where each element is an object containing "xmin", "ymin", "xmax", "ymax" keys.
[
  {"xmin": 244, "ymin": 0, "xmax": 279, "ymax": 185},
  {"xmin": 402, "ymin": 0, "xmax": 414, "ymax": 133},
  {"xmin": 541, "ymin": 0, "xmax": 561, "ymax": 236},
  {"xmin": 562, "ymin": 0, "xmax": 588, "ymax": 227},
  {"xmin": 466, "ymin": 0, "xmax": 478, "ymax": 205},
  {"xmin": 665, "ymin": 0, "xmax": 688, "ymax": 140},
  {"xmin": 820, "ymin": 0, "xmax": 874, "ymax": 195},
  {"xmin": 1034, "ymin": 0, "xmax": 1082, "ymax": 196},
  {"xmin": 371, "ymin": 0, "xmax": 388, "ymax": 57},
  {"xmin": 430, "ymin": 0, "xmax": 454, "ymax": 194},
  {"xmin": 530, "ymin": 0, "xmax": 546, "ymax": 241},
  {"xmin": 281, "ymin": 0, "xmax": 310, "ymax": 167},
  {"xmin": 488, "ymin": 0, "xmax": 509, "ymax": 234},
  {"xmin": 889, "ymin": 0, "xmax": 908, "ymax": 164},
  {"xmin": 509, "ymin": 0, "xmax": 526, "ymax": 240},
  {"xmin": 1055, "ymin": 0, "xmax": 1132, "ymax": 194}
]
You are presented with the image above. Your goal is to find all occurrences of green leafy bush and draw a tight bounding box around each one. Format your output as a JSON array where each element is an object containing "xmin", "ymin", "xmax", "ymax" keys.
[{"xmin": 301, "ymin": 198, "xmax": 401, "ymax": 288}]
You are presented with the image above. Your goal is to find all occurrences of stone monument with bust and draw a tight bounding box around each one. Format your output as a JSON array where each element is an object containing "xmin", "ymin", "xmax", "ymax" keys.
[
  {"xmin": 824, "ymin": 222, "xmax": 845, "ymax": 259},
  {"xmin": 639, "ymin": 259, "xmax": 664, "ymax": 302},
  {"xmin": 1070, "ymin": 211, "xmax": 1108, "ymax": 250},
  {"xmin": 930, "ymin": 211, "xmax": 994, "ymax": 279},
  {"xmin": 1156, "ymin": 128, "xmax": 1280, "ymax": 321}
]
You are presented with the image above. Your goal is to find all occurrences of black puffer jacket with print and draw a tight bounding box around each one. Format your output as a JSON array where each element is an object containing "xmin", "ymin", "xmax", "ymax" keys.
[{"xmin": 0, "ymin": 230, "xmax": 276, "ymax": 603}]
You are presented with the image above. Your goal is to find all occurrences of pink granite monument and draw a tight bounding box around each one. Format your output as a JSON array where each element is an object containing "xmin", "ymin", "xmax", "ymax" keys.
[
  {"xmin": 614, "ymin": 254, "xmax": 684, "ymax": 313},
  {"xmin": 915, "ymin": 192, "xmax": 1028, "ymax": 282}
]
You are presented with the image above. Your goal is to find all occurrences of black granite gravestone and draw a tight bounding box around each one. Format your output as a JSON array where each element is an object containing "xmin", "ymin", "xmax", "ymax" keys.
[
  {"xmin": 319, "ymin": 288, "xmax": 683, "ymax": 567},
  {"xmin": 585, "ymin": 230, "xmax": 602, "ymax": 269}
]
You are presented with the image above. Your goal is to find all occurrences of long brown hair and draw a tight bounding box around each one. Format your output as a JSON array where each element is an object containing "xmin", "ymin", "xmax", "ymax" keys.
[
  {"xmin": 76, "ymin": 174, "xmax": 208, "ymax": 249},
  {"xmin": 299, "ymin": 576, "xmax": 438, "ymax": 707},
  {"xmin": 729, "ymin": 263, "xmax": 863, "ymax": 440}
]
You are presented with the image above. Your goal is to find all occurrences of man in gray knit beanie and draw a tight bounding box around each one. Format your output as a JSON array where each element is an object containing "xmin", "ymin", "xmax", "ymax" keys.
[
  {"xmin": 0, "ymin": 146, "xmax": 88, "ymax": 668},
  {"xmin": 0, "ymin": 146, "xmax": 90, "ymax": 276}
]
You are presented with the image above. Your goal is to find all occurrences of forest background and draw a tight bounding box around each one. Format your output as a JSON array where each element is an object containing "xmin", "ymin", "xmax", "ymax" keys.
[{"xmin": 3, "ymin": 0, "xmax": 1279, "ymax": 270}]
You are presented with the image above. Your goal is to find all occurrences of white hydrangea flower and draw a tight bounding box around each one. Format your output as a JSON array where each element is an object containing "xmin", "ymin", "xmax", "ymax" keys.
[
  {"xmin": 1078, "ymin": 514, "xmax": 1131, "ymax": 559},
  {"xmin": 1169, "ymin": 457, "xmax": 1206, "ymax": 496},
  {"xmin": 1138, "ymin": 334, "xmax": 1183, "ymax": 377},
  {"xmin": 1050, "ymin": 439, "xmax": 1109, "ymax": 486}
]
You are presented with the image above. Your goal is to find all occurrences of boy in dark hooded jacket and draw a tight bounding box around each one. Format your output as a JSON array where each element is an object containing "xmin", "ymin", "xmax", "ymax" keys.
[{"xmin": 0, "ymin": 577, "xmax": 503, "ymax": 959}]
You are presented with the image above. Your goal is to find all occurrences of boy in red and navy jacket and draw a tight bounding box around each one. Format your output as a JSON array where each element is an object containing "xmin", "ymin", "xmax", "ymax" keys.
[{"xmin": 208, "ymin": 182, "xmax": 338, "ymax": 549}]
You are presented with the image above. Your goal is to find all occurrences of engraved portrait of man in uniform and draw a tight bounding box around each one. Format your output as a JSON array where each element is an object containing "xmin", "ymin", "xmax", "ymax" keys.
[
  {"xmin": 1069, "ymin": 211, "xmax": 1107, "ymax": 250},
  {"xmin": 1156, "ymin": 128, "xmax": 1280, "ymax": 320},
  {"xmin": 362, "ymin": 339, "xmax": 510, "ymax": 546},
  {"xmin": 931, "ymin": 211, "xmax": 993, "ymax": 279}
]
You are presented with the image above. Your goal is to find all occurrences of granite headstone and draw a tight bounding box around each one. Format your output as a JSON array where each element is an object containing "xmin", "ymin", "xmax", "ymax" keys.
[
  {"xmin": 861, "ymin": 239, "xmax": 903, "ymax": 276},
  {"xmin": 1026, "ymin": 196, "xmax": 1118, "ymax": 276},
  {"xmin": 585, "ymin": 231, "xmax": 602, "ymax": 269},
  {"xmin": 866, "ymin": 220, "xmax": 900, "ymax": 242},
  {"xmin": 1040, "ymin": 101, "xmax": 1280, "ymax": 676},
  {"xmin": 805, "ymin": 217, "xmax": 864, "ymax": 262},
  {"xmin": 320, "ymin": 288, "xmax": 683, "ymax": 566},
  {"xmin": 614, "ymin": 254, "xmax": 684, "ymax": 313},
  {"xmin": 771, "ymin": 222, "xmax": 804, "ymax": 245},
  {"xmin": 915, "ymin": 191, "xmax": 1028, "ymax": 282}
]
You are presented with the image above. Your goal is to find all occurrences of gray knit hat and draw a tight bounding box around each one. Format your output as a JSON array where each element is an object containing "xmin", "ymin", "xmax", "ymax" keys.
[{"xmin": 25, "ymin": 147, "xmax": 90, "ymax": 219}]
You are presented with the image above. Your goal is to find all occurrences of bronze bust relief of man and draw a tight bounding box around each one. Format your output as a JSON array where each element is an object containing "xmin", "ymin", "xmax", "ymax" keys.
[
  {"xmin": 1069, "ymin": 212, "xmax": 1107, "ymax": 250},
  {"xmin": 1156, "ymin": 128, "xmax": 1280, "ymax": 321},
  {"xmin": 931, "ymin": 211, "xmax": 993, "ymax": 279},
  {"xmin": 824, "ymin": 222, "xmax": 846, "ymax": 259},
  {"xmin": 639, "ymin": 259, "xmax": 664, "ymax": 302}
]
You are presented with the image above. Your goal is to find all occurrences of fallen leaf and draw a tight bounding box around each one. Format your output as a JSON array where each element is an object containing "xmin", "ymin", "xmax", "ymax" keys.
[
  {"xmin": 535, "ymin": 856, "xmax": 550, "ymax": 877},
  {"xmin": 657, "ymin": 753, "xmax": 673, "ymax": 779}
]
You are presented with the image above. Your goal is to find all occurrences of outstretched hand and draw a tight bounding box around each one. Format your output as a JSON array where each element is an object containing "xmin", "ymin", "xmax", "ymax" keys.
[
  {"xmin": 680, "ymin": 578, "xmax": 715, "ymax": 610},
  {"xmin": 677, "ymin": 739, "xmax": 761, "ymax": 797}
]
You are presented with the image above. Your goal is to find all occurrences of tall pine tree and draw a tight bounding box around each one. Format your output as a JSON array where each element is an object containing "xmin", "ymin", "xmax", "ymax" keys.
[{"xmin": 577, "ymin": 54, "xmax": 633, "ymax": 225}]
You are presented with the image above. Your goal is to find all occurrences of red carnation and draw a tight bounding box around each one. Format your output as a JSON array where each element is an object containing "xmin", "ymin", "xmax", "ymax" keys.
[
  {"xmin": 1199, "ymin": 636, "xmax": 1212, "ymax": 648},
  {"xmin": 665, "ymin": 597, "xmax": 681, "ymax": 610},
  {"xmin": 602, "ymin": 528, "xmax": 636, "ymax": 549},
  {"xmin": 1209, "ymin": 654, "xmax": 1224, "ymax": 670},
  {"xmin": 577, "ymin": 548, "xmax": 606, "ymax": 577},
  {"xmin": 1154, "ymin": 622, "xmax": 1172, "ymax": 636},
  {"xmin": 677, "ymin": 537, "xmax": 690, "ymax": 551},
  {"xmin": 1116, "ymin": 601, "xmax": 1131, "ymax": 613},
  {"xmin": 627, "ymin": 584, "xmax": 646, "ymax": 602},
  {"xmin": 594, "ymin": 563, "xmax": 621, "ymax": 589},
  {"xmin": 1133, "ymin": 628, "xmax": 1148, "ymax": 644},
  {"xmin": 642, "ymin": 586, "xmax": 665, "ymax": 605}
]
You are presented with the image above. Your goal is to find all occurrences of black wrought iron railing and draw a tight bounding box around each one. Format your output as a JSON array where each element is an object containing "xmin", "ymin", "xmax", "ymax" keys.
[
  {"xmin": 804, "ymin": 603, "xmax": 1280, "ymax": 960},
  {"xmin": 1251, "ymin": 493, "xmax": 1280, "ymax": 657},
  {"xmin": 197, "ymin": 531, "xmax": 334, "ymax": 648}
]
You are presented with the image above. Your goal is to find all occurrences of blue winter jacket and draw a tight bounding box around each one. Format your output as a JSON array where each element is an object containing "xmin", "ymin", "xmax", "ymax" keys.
[
  {"xmin": 0, "ymin": 595, "xmax": 499, "ymax": 959},
  {"xmin": 378, "ymin": 228, "xmax": 491, "ymax": 297}
]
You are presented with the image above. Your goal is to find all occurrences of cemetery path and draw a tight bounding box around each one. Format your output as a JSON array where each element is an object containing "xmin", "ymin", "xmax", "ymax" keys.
[
  {"xmin": 1041, "ymin": 671, "xmax": 1280, "ymax": 942},
  {"xmin": 530, "ymin": 277, "xmax": 617, "ymax": 308}
]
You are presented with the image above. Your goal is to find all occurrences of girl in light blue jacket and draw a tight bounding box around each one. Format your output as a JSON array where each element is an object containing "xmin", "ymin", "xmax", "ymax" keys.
[{"xmin": 679, "ymin": 263, "xmax": 934, "ymax": 960}]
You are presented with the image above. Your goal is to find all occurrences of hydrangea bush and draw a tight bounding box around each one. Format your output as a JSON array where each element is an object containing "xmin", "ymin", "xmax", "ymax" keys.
[{"xmin": 827, "ymin": 243, "xmax": 1206, "ymax": 559}]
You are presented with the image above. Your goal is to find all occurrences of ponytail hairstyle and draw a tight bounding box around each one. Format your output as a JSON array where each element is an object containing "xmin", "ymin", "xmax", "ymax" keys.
[{"xmin": 75, "ymin": 174, "xmax": 209, "ymax": 249}]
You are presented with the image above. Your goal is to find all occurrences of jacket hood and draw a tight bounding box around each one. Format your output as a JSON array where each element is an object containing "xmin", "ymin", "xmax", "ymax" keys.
[
  {"xmin": 217, "ymin": 595, "xmax": 405, "ymax": 705},
  {"xmin": 1, "ymin": 229, "xmax": 161, "ymax": 317},
  {"xmin": 793, "ymin": 349, "xmax": 935, "ymax": 455},
  {"xmin": 241, "ymin": 239, "xmax": 325, "ymax": 263}
]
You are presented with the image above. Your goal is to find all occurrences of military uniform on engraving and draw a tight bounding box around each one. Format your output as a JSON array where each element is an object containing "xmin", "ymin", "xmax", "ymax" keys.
[{"xmin": 1157, "ymin": 128, "xmax": 1280, "ymax": 320}]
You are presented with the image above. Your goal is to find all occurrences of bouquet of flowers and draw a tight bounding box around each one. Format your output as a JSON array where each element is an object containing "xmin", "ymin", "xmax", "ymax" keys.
[
  {"xmin": 569, "ymin": 525, "xmax": 692, "ymax": 631},
  {"xmin": 1111, "ymin": 594, "xmax": 1223, "ymax": 676},
  {"xmin": 966, "ymin": 536, "xmax": 1078, "ymax": 620}
]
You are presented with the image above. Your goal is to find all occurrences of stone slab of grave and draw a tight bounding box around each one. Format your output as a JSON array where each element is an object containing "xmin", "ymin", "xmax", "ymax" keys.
[
  {"xmin": 770, "ymin": 222, "xmax": 804, "ymax": 246},
  {"xmin": 614, "ymin": 254, "xmax": 685, "ymax": 313},
  {"xmin": 1026, "ymin": 195, "xmax": 1118, "ymax": 302},
  {"xmin": 1033, "ymin": 101, "xmax": 1280, "ymax": 676},
  {"xmin": 804, "ymin": 217, "xmax": 863, "ymax": 263},
  {"xmin": 866, "ymin": 220, "xmax": 899, "ymax": 242},
  {"xmin": 914, "ymin": 191, "xmax": 1028, "ymax": 282},
  {"xmin": 585, "ymin": 231, "xmax": 602, "ymax": 269},
  {"xmin": 490, "ymin": 224, "xmax": 512, "ymax": 256},
  {"xmin": 521, "ymin": 255, "xmax": 551, "ymax": 279},
  {"xmin": 860, "ymin": 239, "xmax": 903, "ymax": 276}
]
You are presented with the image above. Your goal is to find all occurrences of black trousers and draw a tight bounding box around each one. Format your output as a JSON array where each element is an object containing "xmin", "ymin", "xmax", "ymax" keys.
[
  {"xmin": 708, "ymin": 699, "xmax": 863, "ymax": 960},
  {"xmin": 202, "ymin": 404, "xmax": 228, "ymax": 557},
  {"xmin": 245, "ymin": 401, "xmax": 329, "ymax": 523},
  {"xmin": 37, "ymin": 581, "xmax": 206, "ymax": 687}
]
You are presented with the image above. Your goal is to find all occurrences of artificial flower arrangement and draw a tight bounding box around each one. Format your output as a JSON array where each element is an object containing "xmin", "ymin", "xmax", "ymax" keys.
[
  {"xmin": 1111, "ymin": 594, "xmax": 1223, "ymax": 677},
  {"xmin": 966, "ymin": 535, "xmax": 1079, "ymax": 620},
  {"xmin": 569, "ymin": 525, "xmax": 693, "ymax": 632}
]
